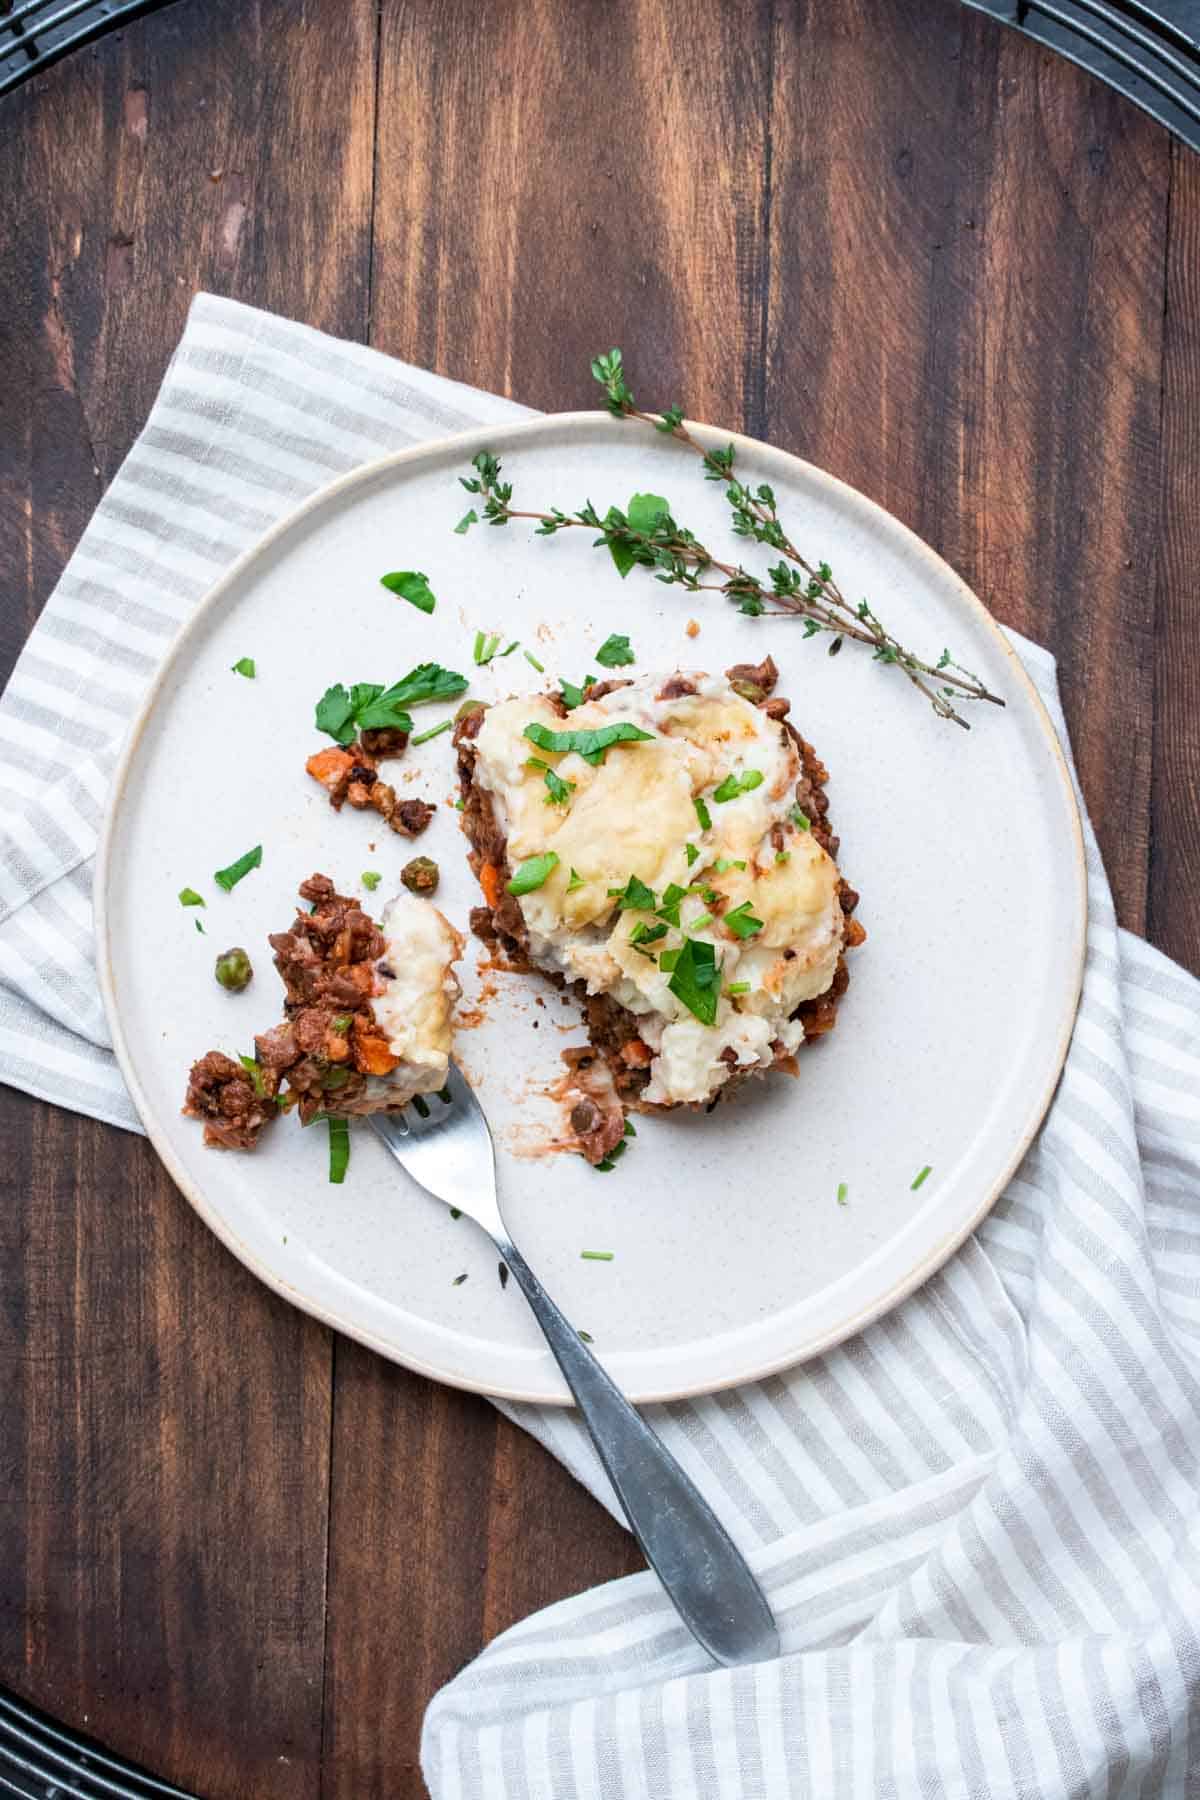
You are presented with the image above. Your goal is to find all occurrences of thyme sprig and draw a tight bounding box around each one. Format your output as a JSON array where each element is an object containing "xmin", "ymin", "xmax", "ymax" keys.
[{"xmin": 457, "ymin": 351, "xmax": 1005, "ymax": 727}]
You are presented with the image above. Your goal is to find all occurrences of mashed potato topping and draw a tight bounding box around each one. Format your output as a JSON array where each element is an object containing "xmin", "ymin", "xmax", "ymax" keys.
[
  {"xmin": 471, "ymin": 674, "xmax": 845, "ymax": 1105},
  {"xmin": 371, "ymin": 891, "xmax": 463, "ymax": 1101}
]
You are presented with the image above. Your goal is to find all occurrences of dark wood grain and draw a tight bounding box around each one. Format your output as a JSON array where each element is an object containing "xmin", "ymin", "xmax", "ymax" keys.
[{"xmin": 0, "ymin": 2, "xmax": 1194, "ymax": 1795}]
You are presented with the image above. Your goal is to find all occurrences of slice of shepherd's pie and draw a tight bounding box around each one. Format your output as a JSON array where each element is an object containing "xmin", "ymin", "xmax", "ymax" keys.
[
  {"xmin": 455, "ymin": 657, "xmax": 863, "ymax": 1162},
  {"xmin": 184, "ymin": 874, "xmax": 463, "ymax": 1149}
]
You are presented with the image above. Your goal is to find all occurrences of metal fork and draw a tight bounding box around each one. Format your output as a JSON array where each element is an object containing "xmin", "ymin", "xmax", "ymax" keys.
[{"xmin": 370, "ymin": 1063, "xmax": 779, "ymax": 1668}]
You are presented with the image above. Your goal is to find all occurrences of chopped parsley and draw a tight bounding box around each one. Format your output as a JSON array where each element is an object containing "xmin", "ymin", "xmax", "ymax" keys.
[
  {"xmin": 566, "ymin": 867, "xmax": 585, "ymax": 893},
  {"xmin": 911, "ymin": 1165, "xmax": 933, "ymax": 1191},
  {"xmin": 694, "ymin": 796, "xmax": 712, "ymax": 831},
  {"xmin": 315, "ymin": 664, "xmax": 468, "ymax": 744},
  {"xmin": 713, "ymin": 857, "xmax": 747, "ymax": 874},
  {"xmin": 231, "ymin": 657, "xmax": 255, "ymax": 679},
  {"xmin": 527, "ymin": 758, "xmax": 575, "ymax": 805},
  {"xmin": 507, "ymin": 851, "xmax": 560, "ymax": 895},
  {"xmin": 608, "ymin": 874, "xmax": 656, "ymax": 912},
  {"xmin": 214, "ymin": 845, "xmax": 262, "ymax": 892},
  {"xmin": 658, "ymin": 947, "xmax": 681, "ymax": 972},
  {"xmin": 178, "ymin": 887, "xmax": 205, "ymax": 908},
  {"xmin": 656, "ymin": 883, "xmax": 688, "ymax": 926},
  {"xmin": 684, "ymin": 842, "xmax": 699, "ymax": 867},
  {"xmin": 791, "ymin": 806, "xmax": 811, "ymax": 830},
  {"xmin": 524, "ymin": 649, "xmax": 545, "ymax": 673},
  {"xmin": 454, "ymin": 510, "xmax": 479, "ymax": 535},
  {"xmin": 629, "ymin": 921, "xmax": 668, "ymax": 950},
  {"xmin": 581, "ymin": 1250, "xmax": 614, "ymax": 1261},
  {"xmin": 595, "ymin": 633, "xmax": 634, "ymax": 668},
  {"xmin": 411, "ymin": 717, "xmax": 453, "ymax": 746},
  {"xmin": 560, "ymin": 674, "xmax": 597, "ymax": 711},
  {"xmin": 713, "ymin": 769, "xmax": 764, "ymax": 803},
  {"xmin": 723, "ymin": 901, "xmax": 764, "ymax": 939},
  {"xmin": 776, "ymin": 851, "xmax": 791, "ymax": 865},
  {"xmin": 380, "ymin": 569, "xmax": 436, "ymax": 613},
  {"xmin": 667, "ymin": 937, "xmax": 721, "ymax": 1025},
  {"xmin": 524, "ymin": 720, "xmax": 654, "ymax": 766},
  {"xmin": 194, "ymin": 918, "xmax": 205, "ymax": 934},
  {"xmin": 327, "ymin": 1116, "xmax": 350, "ymax": 1183},
  {"xmin": 837, "ymin": 1182, "xmax": 849, "ymax": 1206},
  {"xmin": 237, "ymin": 1053, "xmax": 267, "ymax": 1097},
  {"xmin": 474, "ymin": 630, "xmax": 504, "ymax": 665}
]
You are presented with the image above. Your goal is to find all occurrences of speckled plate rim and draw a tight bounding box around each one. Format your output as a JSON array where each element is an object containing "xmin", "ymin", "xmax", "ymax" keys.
[{"xmin": 95, "ymin": 410, "xmax": 1087, "ymax": 1405}]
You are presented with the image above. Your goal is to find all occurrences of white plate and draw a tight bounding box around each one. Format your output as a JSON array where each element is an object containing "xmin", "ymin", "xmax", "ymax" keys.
[{"xmin": 96, "ymin": 413, "xmax": 1085, "ymax": 1404}]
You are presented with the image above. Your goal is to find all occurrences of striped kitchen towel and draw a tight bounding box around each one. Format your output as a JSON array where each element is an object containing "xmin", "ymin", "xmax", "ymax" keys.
[{"xmin": 3, "ymin": 295, "xmax": 1198, "ymax": 1797}]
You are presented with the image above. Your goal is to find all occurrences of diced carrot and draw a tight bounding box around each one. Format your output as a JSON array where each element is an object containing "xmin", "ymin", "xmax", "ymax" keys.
[
  {"xmin": 352, "ymin": 1030, "xmax": 399, "ymax": 1076},
  {"xmin": 306, "ymin": 747, "xmax": 354, "ymax": 792},
  {"xmin": 480, "ymin": 862, "xmax": 502, "ymax": 909},
  {"xmin": 620, "ymin": 1039, "xmax": 653, "ymax": 1068}
]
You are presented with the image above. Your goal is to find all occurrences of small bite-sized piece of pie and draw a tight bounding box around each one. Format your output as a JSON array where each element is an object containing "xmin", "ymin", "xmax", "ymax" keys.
[
  {"xmin": 183, "ymin": 873, "xmax": 463, "ymax": 1149},
  {"xmin": 455, "ymin": 660, "xmax": 863, "ymax": 1156}
]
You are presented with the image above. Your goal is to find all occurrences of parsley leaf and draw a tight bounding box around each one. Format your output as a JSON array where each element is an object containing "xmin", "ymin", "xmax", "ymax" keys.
[
  {"xmin": 544, "ymin": 766, "xmax": 575, "ymax": 805},
  {"xmin": 380, "ymin": 570, "xmax": 436, "ymax": 614},
  {"xmin": 178, "ymin": 887, "xmax": 205, "ymax": 908},
  {"xmin": 723, "ymin": 900, "xmax": 764, "ymax": 939},
  {"xmin": 656, "ymin": 883, "xmax": 688, "ymax": 927},
  {"xmin": 315, "ymin": 664, "xmax": 468, "ymax": 743},
  {"xmin": 507, "ymin": 852, "xmax": 559, "ymax": 896},
  {"xmin": 560, "ymin": 674, "xmax": 597, "ymax": 711},
  {"xmin": 658, "ymin": 947, "xmax": 681, "ymax": 972},
  {"xmin": 608, "ymin": 874, "xmax": 657, "ymax": 912},
  {"xmin": 214, "ymin": 845, "xmax": 262, "ymax": 892},
  {"xmin": 713, "ymin": 769, "xmax": 764, "ymax": 803},
  {"xmin": 595, "ymin": 633, "xmax": 634, "ymax": 668},
  {"xmin": 629, "ymin": 921, "xmax": 668, "ymax": 947},
  {"xmin": 566, "ymin": 867, "xmax": 585, "ymax": 893},
  {"xmin": 231, "ymin": 657, "xmax": 255, "ymax": 679},
  {"xmin": 523, "ymin": 720, "xmax": 654, "ymax": 766},
  {"xmin": 667, "ymin": 937, "xmax": 721, "ymax": 1025}
]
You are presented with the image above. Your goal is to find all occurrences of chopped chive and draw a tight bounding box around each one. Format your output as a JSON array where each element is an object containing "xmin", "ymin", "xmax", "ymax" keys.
[
  {"xmin": 581, "ymin": 1250, "xmax": 614, "ymax": 1261},
  {"xmin": 684, "ymin": 842, "xmax": 699, "ymax": 866},
  {"xmin": 231, "ymin": 657, "xmax": 256, "ymax": 679},
  {"xmin": 689, "ymin": 911, "xmax": 714, "ymax": 932},
  {"xmin": 472, "ymin": 630, "xmax": 485, "ymax": 663},
  {"xmin": 214, "ymin": 845, "xmax": 262, "ymax": 892},
  {"xmin": 566, "ymin": 867, "xmax": 585, "ymax": 893},
  {"xmin": 713, "ymin": 857, "xmax": 747, "ymax": 874},
  {"xmin": 411, "ymin": 716, "xmax": 454, "ymax": 746},
  {"xmin": 499, "ymin": 639, "xmax": 520, "ymax": 657},
  {"xmin": 723, "ymin": 901, "xmax": 765, "ymax": 940},
  {"xmin": 179, "ymin": 887, "xmax": 205, "ymax": 908},
  {"xmin": 412, "ymin": 1095, "xmax": 431, "ymax": 1118},
  {"xmin": 578, "ymin": 1329, "xmax": 594, "ymax": 1343},
  {"xmin": 524, "ymin": 649, "xmax": 546, "ymax": 673},
  {"xmin": 452, "ymin": 1272, "xmax": 469, "ymax": 1285},
  {"xmin": 726, "ymin": 980, "xmax": 751, "ymax": 995},
  {"xmin": 327, "ymin": 1116, "xmax": 350, "ymax": 1184},
  {"xmin": 911, "ymin": 1165, "xmax": 933, "ymax": 1191},
  {"xmin": 791, "ymin": 806, "xmax": 811, "ymax": 830},
  {"xmin": 694, "ymin": 796, "xmax": 712, "ymax": 831},
  {"xmin": 837, "ymin": 1181, "xmax": 848, "ymax": 1206},
  {"xmin": 713, "ymin": 769, "xmax": 764, "ymax": 803},
  {"xmin": 194, "ymin": 918, "xmax": 205, "ymax": 933},
  {"xmin": 361, "ymin": 870, "xmax": 382, "ymax": 891}
]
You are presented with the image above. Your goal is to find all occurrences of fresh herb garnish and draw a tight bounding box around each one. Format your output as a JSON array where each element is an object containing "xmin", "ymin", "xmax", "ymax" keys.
[
  {"xmin": 581, "ymin": 1250, "xmax": 614, "ymax": 1261},
  {"xmin": 594, "ymin": 1134, "xmax": 629, "ymax": 1172},
  {"xmin": 473, "ymin": 630, "xmax": 504, "ymax": 665},
  {"xmin": 452, "ymin": 1271, "xmax": 469, "ymax": 1285},
  {"xmin": 560, "ymin": 674, "xmax": 596, "ymax": 711},
  {"xmin": 361, "ymin": 871, "xmax": 382, "ymax": 891},
  {"xmin": 411, "ymin": 717, "xmax": 453, "ymax": 746},
  {"xmin": 911, "ymin": 1165, "xmax": 933, "ymax": 1191},
  {"xmin": 595, "ymin": 633, "xmax": 634, "ymax": 668},
  {"xmin": 328, "ymin": 1115, "xmax": 350, "ymax": 1183},
  {"xmin": 237, "ymin": 1052, "xmax": 266, "ymax": 1098},
  {"xmin": 726, "ymin": 980, "xmax": 751, "ymax": 995},
  {"xmin": 566, "ymin": 867, "xmax": 585, "ymax": 893},
  {"xmin": 578, "ymin": 1329, "xmax": 595, "ymax": 1342},
  {"xmin": 775, "ymin": 851, "xmax": 791, "ymax": 865},
  {"xmin": 689, "ymin": 911, "xmax": 714, "ymax": 932},
  {"xmin": 524, "ymin": 720, "xmax": 654, "ymax": 766},
  {"xmin": 656, "ymin": 883, "xmax": 688, "ymax": 926},
  {"xmin": 194, "ymin": 918, "xmax": 205, "ymax": 933},
  {"xmin": 628, "ymin": 921, "xmax": 668, "ymax": 948},
  {"xmin": 667, "ymin": 937, "xmax": 721, "ymax": 1025},
  {"xmin": 723, "ymin": 901, "xmax": 764, "ymax": 939},
  {"xmin": 527, "ymin": 758, "xmax": 576, "ymax": 806},
  {"xmin": 608, "ymin": 874, "xmax": 656, "ymax": 912},
  {"xmin": 231, "ymin": 657, "xmax": 255, "ymax": 679},
  {"xmin": 524, "ymin": 649, "xmax": 545, "ymax": 672},
  {"xmin": 606, "ymin": 493, "xmax": 671, "ymax": 576},
  {"xmin": 454, "ymin": 510, "xmax": 478, "ymax": 535},
  {"xmin": 507, "ymin": 852, "xmax": 560, "ymax": 895},
  {"xmin": 499, "ymin": 640, "xmax": 520, "ymax": 657},
  {"xmin": 837, "ymin": 1182, "xmax": 848, "ymax": 1206},
  {"xmin": 658, "ymin": 947, "xmax": 681, "ymax": 972},
  {"xmin": 214, "ymin": 845, "xmax": 262, "ymax": 892},
  {"xmin": 315, "ymin": 664, "xmax": 469, "ymax": 744},
  {"xmin": 623, "ymin": 1120, "xmax": 636, "ymax": 1137},
  {"xmin": 791, "ymin": 806, "xmax": 811, "ymax": 831},
  {"xmin": 713, "ymin": 857, "xmax": 747, "ymax": 874},
  {"xmin": 684, "ymin": 842, "xmax": 699, "ymax": 867},
  {"xmin": 694, "ymin": 796, "xmax": 712, "ymax": 831},
  {"xmin": 178, "ymin": 887, "xmax": 205, "ymax": 907},
  {"xmin": 380, "ymin": 570, "xmax": 436, "ymax": 614},
  {"xmin": 713, "ymin": 769, "xmax": 764, "ymax": 803}
]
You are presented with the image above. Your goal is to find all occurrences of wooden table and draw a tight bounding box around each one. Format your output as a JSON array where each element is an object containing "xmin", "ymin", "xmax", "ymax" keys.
[{"xmin": 1, "ymin": 1, "xmax": 1195, "ymax": 1793}]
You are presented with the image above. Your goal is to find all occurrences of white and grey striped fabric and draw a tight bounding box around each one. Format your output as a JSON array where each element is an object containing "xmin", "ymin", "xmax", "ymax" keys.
[{"xmin": 3, "ymin": 295, "xmax": 1198, "ymax": 1798}]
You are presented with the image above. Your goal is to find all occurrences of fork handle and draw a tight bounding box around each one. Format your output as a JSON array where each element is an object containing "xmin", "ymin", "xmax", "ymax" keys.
[{"xmin": 495, "ymin": 1235, "xmax": 779, "ymax": 1667}]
